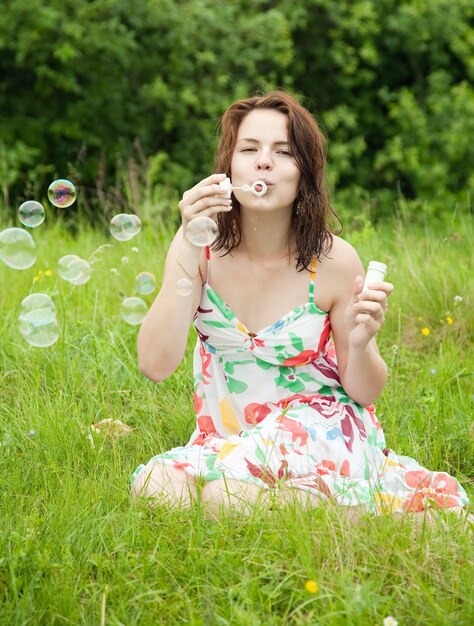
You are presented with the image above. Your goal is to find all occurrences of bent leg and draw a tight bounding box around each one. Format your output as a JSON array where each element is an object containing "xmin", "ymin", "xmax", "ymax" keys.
[
  {"xmin": 200, "ymin": 478, "xmax": 271, "ymax": 519},
  {"xmin": 131, "ymin": 462, "xmax": 197, "ymax": 509}
]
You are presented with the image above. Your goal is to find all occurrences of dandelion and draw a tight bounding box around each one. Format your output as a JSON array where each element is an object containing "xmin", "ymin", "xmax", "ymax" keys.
[
  {"xmin": 383, "ymin": 617, "xmax": 398, "ymax": 626},
  {"xmin": 304, "ymin": 580, "xmax": 318, "ymax": 594},
  {"xmin": 453, "ymin": 295, "xmax": 463, "ymax": 305},
  {"xmin": 446, "ymin": 316, "xmax": 454, "ymax": 325},
  {"xmin": 45, "ymin": 269, "xmax": 53, "ymax": 277},
  {"xmin": 421, "ymin": 327, "xmax": 431, "ymax": 336}
]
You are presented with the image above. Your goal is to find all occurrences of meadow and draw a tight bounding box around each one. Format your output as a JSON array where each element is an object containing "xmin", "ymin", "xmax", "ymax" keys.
[{"xmin": 0, "ymin": 205, "xmax": 473, "ymax": 625}]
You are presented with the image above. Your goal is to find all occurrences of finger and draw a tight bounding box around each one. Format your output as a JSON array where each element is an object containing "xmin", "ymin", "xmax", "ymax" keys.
[
  {"xmin": 187, "ymin": 182, "xmax": 230, "ymax": 202},
  {"xmin": 181, "ymin": 196, "xmax": 232, "ymax": 218},
  {"xmin": 192, "ymin": 173, "xmax": 228, "ymax": 190},
  {"xmin": 355, "ymin": 313, "xmax": 379, "ymax": 327},
  {"xmin": 361, "ymin": 281, "xmax": 394, "ymax": 296},
  {"xmin": 353, "ymin": 300, "xmax": 384, "ymax": 316}
]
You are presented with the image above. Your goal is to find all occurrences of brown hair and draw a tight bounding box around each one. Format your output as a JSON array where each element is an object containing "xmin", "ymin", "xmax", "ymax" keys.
[{"xmin": 212, "ymin": 89, "xmax": 341, "ymax": 270}]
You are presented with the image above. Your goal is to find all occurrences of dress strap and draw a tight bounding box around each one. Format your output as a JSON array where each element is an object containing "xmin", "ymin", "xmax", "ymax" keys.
[
  {"xmin": 205, "ymin": 245, "xmax": 211, "ymax": 283},
  {"xmin": 308, "ymin": 257, "xmax": 317, "ymax": 304}
]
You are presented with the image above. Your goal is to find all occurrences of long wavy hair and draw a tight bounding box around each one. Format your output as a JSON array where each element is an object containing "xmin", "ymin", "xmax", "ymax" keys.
[{"xmin": 212, "ymin": 89, "xmax": 341, "ymax": 271}]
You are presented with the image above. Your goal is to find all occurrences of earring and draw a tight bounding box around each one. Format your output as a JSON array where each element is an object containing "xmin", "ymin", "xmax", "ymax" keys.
[{"xmin": 295, "ymin": 198, "xmax": 304, "ymax": 216}]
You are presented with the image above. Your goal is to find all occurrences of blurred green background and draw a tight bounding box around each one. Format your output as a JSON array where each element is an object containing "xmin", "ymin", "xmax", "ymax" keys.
[{"xmin": 1, "ymin": 0, "xmax": 473, "ymax": 224}]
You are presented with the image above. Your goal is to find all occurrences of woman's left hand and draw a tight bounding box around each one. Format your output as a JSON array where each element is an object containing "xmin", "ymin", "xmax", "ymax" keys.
[{"xmin": 344, "ymin": 276, "xmax": 394, "ymax": 349}]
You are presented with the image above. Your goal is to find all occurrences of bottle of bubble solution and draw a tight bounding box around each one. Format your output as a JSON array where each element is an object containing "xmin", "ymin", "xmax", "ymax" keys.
[{"xmin": 363, "ymin": 261, "xmax": 387, "ymax": 291}]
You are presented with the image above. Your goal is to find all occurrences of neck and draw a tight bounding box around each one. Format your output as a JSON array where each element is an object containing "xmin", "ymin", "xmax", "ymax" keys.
[{"xmin": 238, "ymin": 208, "xmax": 294, "ymax": 261}]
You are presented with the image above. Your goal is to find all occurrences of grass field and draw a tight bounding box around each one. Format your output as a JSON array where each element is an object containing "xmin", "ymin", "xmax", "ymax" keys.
[{"xmin": 0, "ymin": 206, "xmax": 473, "ymax": 625}]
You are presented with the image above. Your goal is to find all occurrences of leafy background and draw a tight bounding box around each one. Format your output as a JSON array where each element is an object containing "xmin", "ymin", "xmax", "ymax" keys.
[{"xmin": 1, "ymin": 0, "xmax": 473, "ymax": 223}]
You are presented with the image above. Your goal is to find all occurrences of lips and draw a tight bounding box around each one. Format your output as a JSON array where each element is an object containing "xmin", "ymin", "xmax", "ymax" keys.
[{"xmin": 252, "ymin": 178, "xmax": 273, "ymax": 186}]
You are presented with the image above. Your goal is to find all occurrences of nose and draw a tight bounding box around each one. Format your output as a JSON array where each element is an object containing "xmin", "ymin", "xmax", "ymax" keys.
[{"xmin": 255, "ymin": 148, "xmax": 273, "ymax": 170}]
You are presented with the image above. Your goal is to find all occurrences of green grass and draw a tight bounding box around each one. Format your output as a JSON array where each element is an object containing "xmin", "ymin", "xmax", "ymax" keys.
[{"xmin": 0, "ymin": 209, "xmax": 473, "ymax": 625}]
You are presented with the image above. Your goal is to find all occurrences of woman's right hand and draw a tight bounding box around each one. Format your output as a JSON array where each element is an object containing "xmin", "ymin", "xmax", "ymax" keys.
[{"xmin": 178, "ymin": 173, "xmax": 233, "ymax": 228}]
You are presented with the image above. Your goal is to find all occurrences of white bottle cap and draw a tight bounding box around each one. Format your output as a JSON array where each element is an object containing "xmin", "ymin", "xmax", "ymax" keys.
[
  {"xmin": 367, "ymin": 261, "xmax": 387, "ymax": 274},
  {"xmin": 363, "ymin": 261, "xmax": 387, "ymax": 290}
]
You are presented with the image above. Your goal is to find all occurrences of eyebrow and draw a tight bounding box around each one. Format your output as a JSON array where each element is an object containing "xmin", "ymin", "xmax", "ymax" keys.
[{"xmin": 238, "ymin": 138, "xmax": 290, "ymax": 146}]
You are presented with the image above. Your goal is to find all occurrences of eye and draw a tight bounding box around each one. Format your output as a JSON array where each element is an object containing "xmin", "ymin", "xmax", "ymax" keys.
[
  {"xmin": 277, "ymin": 150, "xmax": 293, "ymax": 156},
  {"xmin": 241, "ymin": 147, "xmax": 257, "ymax": 152}
]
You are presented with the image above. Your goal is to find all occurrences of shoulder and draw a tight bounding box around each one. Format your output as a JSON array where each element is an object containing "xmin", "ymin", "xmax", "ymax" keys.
[
  {"xmin": 317, "ymin": 235, "xmax": 364, "ymax": 308},
  {"xmin": 322, "ymin": 235, "xmax": 364, "ymax": 276}
]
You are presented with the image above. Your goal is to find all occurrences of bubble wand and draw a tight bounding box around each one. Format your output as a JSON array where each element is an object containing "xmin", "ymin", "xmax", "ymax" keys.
[{"xmin": 219, "ymin": 177, "xmax": 267, "ymax": 198}]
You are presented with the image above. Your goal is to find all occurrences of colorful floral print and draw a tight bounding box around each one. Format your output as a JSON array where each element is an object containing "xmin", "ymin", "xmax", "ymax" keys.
[{"xmin": 132, "ymin": 251, "xmax": 469, "ymax": 515}]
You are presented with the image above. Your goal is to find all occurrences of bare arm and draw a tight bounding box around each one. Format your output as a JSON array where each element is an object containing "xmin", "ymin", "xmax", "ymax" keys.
[
  {"xmin": 137, "ymin": 173, "xmax": 232, "ymax": 382},
  {"xmin": 329, "ymin": 243, "xmax": 393, "ymax": 407}
]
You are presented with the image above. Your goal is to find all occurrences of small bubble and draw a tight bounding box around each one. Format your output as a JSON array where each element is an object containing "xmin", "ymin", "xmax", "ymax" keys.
[
  {"xmin": 136, "ymin": 271, "xmax": 156, "ymax": 295},
  {"xmin": 176, "ymin": 278, "xmax": 193, "ymax": 296},
  {"xmin": 120, "ymin": 297, "xmax": 148, "ymax": 325},
  {"xmin": 18, "ymin": 201, "xmax": 45, "ymax": 228},
  {"xmin": 110, "ymin": 214, "xmax": 141, "ymax": 242},
  {"xmin": 48, "ymin": 179, "xmax": 76, "ymax": 208},
  {"xmin": 121, "ymin": 256, "xmax": 128, "ymax": 265}
]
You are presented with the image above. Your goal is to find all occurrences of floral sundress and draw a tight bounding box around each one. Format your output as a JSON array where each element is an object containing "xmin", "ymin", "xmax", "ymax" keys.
[{"xmin": 131, "ymin": 248, "xmax": 469, "ymax": 515}]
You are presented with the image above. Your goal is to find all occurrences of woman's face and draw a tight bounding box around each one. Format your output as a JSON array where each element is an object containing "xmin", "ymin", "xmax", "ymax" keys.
[{"xmin": 230, "ymin": 109, "xmax": 300, "ymax": 212}]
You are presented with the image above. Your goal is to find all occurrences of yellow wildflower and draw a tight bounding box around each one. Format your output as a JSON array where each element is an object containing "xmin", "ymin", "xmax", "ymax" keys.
[
  {"xmin": 304, "ymin": 580, "xmax": 318, "ymax": 594},
  {"xmin": 446, "ymin": 316, "xmax": 453, "ymax": 325},
  {"xmin": 421, "ymin": 327, "xmax": 431, "ymax": 336},
  {"xmin": 45, "ymin": 269, "xmax": 53, "ymax": 277}
]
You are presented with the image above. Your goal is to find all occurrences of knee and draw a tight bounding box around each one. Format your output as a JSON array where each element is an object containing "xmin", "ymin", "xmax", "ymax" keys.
[{"xmin": 131, "ymin": 462, "xmax": 196, "ymax": 506}]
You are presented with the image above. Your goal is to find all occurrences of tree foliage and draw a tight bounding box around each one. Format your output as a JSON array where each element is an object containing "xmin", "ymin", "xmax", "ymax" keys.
[{"xmin": 0, "ymin": 0, "xmax": 472, "ymax": 220}]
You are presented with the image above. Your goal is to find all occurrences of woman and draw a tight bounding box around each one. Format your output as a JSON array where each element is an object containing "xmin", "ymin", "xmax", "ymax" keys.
[{"xmin": 131, "ymin": 90, "xmax": 469, "ymax": 521}]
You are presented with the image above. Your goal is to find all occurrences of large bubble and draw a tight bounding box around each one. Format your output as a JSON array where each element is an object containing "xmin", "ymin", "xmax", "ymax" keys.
[
  {"xmin": 184, "ymin": 216, "xmax": 218, "ymax": 247},
  {"xmin": 18, "ymin": 293, "xmax": 59, "ymax": 347},
  {"xmin": 0, "ymin": 227, "xmax": 37, "ymax": 269},
  {"xmin": 110, "ymin": 214, "xmax": 142, "ymax": 241},
  {"xmin": 48, "ymin": 179, "xmax": 77, "ymax": 208},
  {"xmin": 18, "ymin": 201, "xmax": 45, "ymax": 228},
  {"xmin": 120, "ymin": 297, "xmax": 148, "ymax": 325},
  {"xmin": 135, "ymin": 271, "xmax": 156, "ymax": 295}
]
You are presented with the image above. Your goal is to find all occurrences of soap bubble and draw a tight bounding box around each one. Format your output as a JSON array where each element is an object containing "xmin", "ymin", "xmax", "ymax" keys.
[
  {"xmin": 66, "ymin": 259, "xmax": 92, "ymax": 285},
  {"xmin": 120, "ymin": 297, "xmax": 148, "ymax": 325},
  {"xmin": 58, "ymin": 255, "xmax": 92, "ymax": 285},
  {"xmin": 58, "ymin": 254, "xmax": 81, "ymax": 280},
  {"xmin": 0, "ymin": 227, "xmax": 37, "ymax": 269},
  {"xmin": 110, "ymin": 214, "xmax": 141, "ymax": 241},
  {"xmin": 18, "ymin": 201, "xmax": 45, "ymax": 228},
  {"xmin": 184, "ymin": 216, "xmax": 218, "ymax": 247},
  {"xmin": 19, "ymin": 293, "xmax": 56, "ymax": 323},
  {"xmin": 136, "ymin": 271, "xmax": 156, "ymax": 295},
  {"xmin": 176, "ymin": 278, "xmax": 193, "ymax": 296},
  {"xmin": 48, "ymin": 179, "xmax": 77, "ymax": 208},
  {"xmin": 19, "ymin": 316, "xmax": 59, "ymax": 347},
  {"xmin": 18, "ymin": 293, "xmax": 59, "ymax": 348}
]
